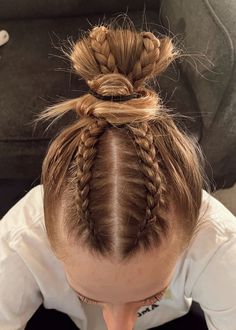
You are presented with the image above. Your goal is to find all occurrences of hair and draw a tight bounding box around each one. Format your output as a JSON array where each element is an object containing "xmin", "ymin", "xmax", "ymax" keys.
[{"xmin": 33, "ymin": 16, "xmax": 211, "ymax": 264}]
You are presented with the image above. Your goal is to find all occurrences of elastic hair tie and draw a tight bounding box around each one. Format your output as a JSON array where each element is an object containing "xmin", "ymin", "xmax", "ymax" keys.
[{"xmin": 88, "ymin": 89, "xmax": 143, "ymax": 102}]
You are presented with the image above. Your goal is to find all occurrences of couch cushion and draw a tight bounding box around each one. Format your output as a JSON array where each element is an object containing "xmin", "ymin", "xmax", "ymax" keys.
[
  {"xmin": 0, "ymin": 0, "xmax": 160, "ymax": 19},
  {"xmin": 159, "ymin": 0, "xmax": 235, "ymax": 130}
]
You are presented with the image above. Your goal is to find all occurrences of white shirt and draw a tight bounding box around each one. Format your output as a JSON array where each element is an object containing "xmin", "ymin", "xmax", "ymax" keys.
[{"xmin": 0, "ymin": 184, "xmax": 236, "ymax": 330}]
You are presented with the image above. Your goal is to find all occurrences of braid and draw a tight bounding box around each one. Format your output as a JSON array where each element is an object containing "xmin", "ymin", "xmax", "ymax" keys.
[
  {"xmin": 73, "ymin": 118, "xmax": 109, "ymax": 237},
  {"xmin": 130, "ymin": 31, "xmax": 161, "ymax": 89},
  {"xmin": 89, "ymin": 26, "xmax": 118, "ymax": 74},
  {"xmin": 129, "ymin": 123, "xmax": 168, "ymax": 246},
  {"xmin": 38, "ymin": 21, "xmax": 203, "ymax": 261}
]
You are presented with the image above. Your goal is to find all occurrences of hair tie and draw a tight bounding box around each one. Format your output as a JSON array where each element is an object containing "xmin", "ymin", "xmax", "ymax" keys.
[{"xmin": 88, "ymin": 89, "xmax": 143, "ymax": 102}]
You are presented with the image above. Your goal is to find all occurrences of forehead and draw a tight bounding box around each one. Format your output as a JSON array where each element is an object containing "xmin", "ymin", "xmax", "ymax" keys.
[
  {"xmin": 60, "ymin": 234, "xmax": 181, "ymax": 303},
  {"xmin": 55, "ymin": 198, "xmax": 185, "ymax": 302}
]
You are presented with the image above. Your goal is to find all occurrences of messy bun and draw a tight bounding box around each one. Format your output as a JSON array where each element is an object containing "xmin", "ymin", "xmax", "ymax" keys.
[
  {"xmin": 37, "ymin": 24, "xmax": 179, "ymax": 126},
  {"xmin": 34, "ymin": 17, "xmax": 209, "ymax": 262},
  {"xmin": 72, "ymin": 26, "xmax": 177, "ymax": 87}
]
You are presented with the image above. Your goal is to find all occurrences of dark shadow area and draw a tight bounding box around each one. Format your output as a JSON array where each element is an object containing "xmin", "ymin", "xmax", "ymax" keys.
[
  {"xmin": 149, "ymin": 302, "xmax": 208, "ymax": 329},
  {"xmin": 25, "ymin": 304, "xmax": 79, "ymax": 330},
  {"xmin": 26, "ymin": 301, "xmax": 207, "ymax": 330}
]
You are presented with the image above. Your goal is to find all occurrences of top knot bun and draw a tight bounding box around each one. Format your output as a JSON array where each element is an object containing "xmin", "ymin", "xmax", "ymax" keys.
[
  {"xmin": 69, "ymin": 25, "xmax": 179, "ymax": 93},
  {"xmin": 35, "ymin": 21, "xmax": 181, "ymax": 127}
]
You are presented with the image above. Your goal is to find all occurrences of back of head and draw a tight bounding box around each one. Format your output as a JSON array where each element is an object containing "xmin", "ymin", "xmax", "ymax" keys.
[{"xmin": 34, "ymin": 17, "xmax": 210, "ymax": 263}]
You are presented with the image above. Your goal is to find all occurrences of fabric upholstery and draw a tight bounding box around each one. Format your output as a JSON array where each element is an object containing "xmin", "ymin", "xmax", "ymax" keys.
[{"xmin": 160, "ymin": 0, "xmax": 236, "ymax": 188}]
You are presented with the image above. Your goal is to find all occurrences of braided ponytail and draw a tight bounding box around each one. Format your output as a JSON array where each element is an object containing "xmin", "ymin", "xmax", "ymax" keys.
[{"xmin": 34, "ymin": 17, "xmax": 210, "ymax": 262}]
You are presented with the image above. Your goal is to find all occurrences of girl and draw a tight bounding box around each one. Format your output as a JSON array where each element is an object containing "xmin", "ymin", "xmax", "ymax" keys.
[{"xmin": 1, "ymin": 18, "xmax": 236, "ymax": 330}]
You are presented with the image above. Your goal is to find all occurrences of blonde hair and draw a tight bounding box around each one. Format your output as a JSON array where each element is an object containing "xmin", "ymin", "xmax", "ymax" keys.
[{"xmin": 34, "ymin": 17, "xmax": 210, "ymax": 263}]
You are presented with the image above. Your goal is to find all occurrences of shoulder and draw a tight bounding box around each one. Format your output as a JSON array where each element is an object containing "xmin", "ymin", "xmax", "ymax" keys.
[
  {"xmin": 190, "ymin": 188, "xmax": 236, "ymax": 251},
  {"xmin": 0, "ymin": 184, "xmax": 45, "ymax": 245},
  {"xmin": 184, "ymin": 191, "xmax": 236, "ymax": 308},
  {"xmin": 189, "ymin": 231, "xmax": 236, "ymax": 329},
  {"xmin": 191, "ymin": 233, "xmax": 236, "ymax": 308},
  {"xmin": 200, "ymin": 188, "xmax": 236, "ymax": 235}
]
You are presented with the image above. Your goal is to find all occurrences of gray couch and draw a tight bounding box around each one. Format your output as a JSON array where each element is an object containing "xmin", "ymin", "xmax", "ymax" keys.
[{"xmin": 0, "ymin": 1, "xmax": 235, "ymax": 328}]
